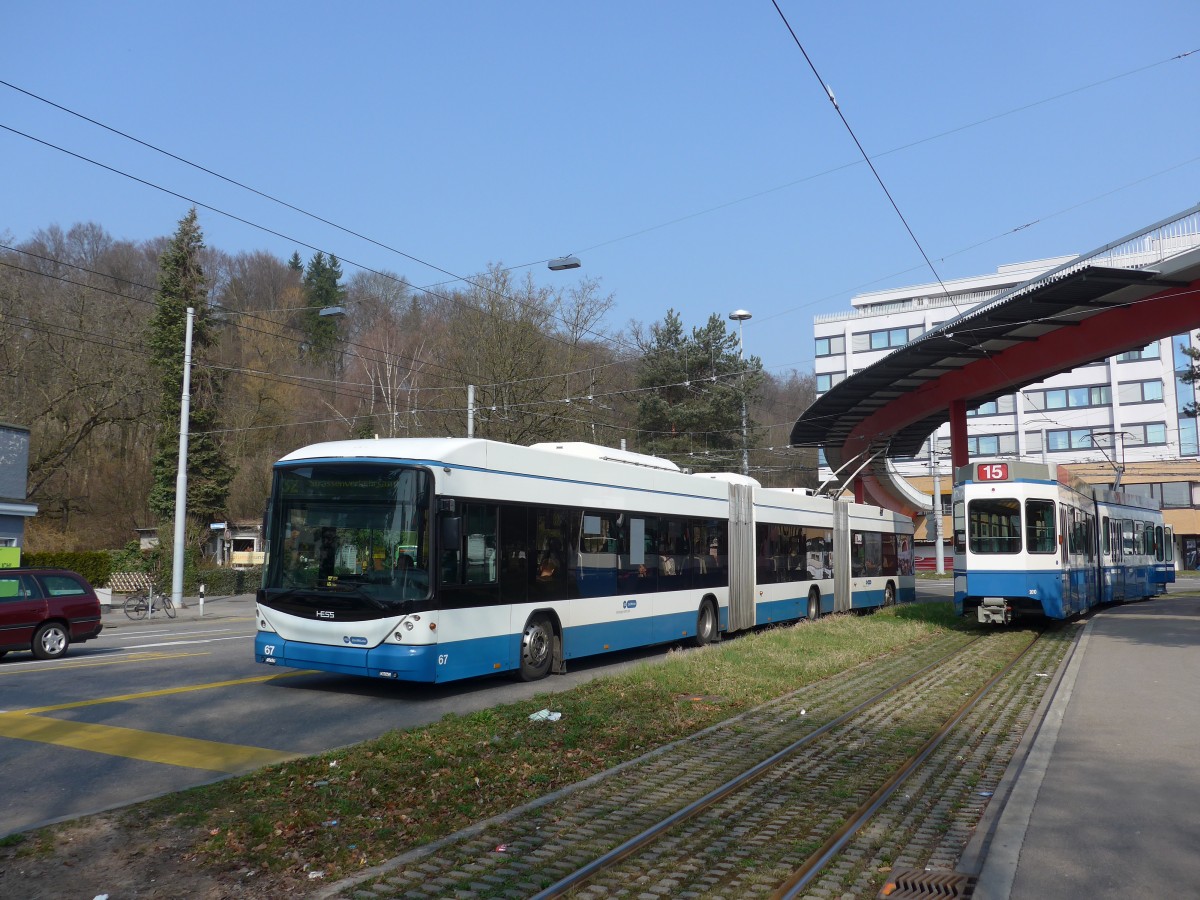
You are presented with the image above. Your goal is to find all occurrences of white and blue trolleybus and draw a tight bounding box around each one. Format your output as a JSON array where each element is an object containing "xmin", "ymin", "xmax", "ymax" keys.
[
  {"xmin": 255, "ymin": 439, "xmax": 915, "ymax": 683},
  {"xmin": 953, "ymin": 460, "xmax": 1174, "ymax": 624}
]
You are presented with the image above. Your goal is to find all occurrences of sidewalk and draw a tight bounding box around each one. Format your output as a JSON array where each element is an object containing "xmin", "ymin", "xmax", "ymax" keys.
[
  {"xmin": 101, "ymin": 591, "xmax": 258, "ymax": 624},
  {"xmin": 971, "ymin": 591, "xmax": 1200, "ymax": 899}
]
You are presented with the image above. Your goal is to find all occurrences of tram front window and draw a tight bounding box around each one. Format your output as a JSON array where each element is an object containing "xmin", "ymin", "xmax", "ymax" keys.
[
  {"xmin": 968, "ymin": 498, "xmax": 1022, "ymax": 554},
  {"xmin": 267, "ymin": 464, "xmax": 431, "ymax": 605}
]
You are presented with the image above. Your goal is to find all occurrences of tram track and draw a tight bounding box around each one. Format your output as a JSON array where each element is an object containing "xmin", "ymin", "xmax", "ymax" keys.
[{"xmin": 327, "ymin": 626, "xmax": 1072, "ymax": 899}]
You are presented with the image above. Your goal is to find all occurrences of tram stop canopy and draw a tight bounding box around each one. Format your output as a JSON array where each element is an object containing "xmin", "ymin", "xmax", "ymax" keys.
[{"xmin": 790, "ymin": 204, "xmax": 1200, "ymax": 516}]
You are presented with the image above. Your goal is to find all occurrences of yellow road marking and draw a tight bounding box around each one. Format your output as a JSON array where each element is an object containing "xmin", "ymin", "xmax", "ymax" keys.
[
  {"xmin": 20, "ymin": 670, "xmax": 315, "ymax": 715},
  {"xmin": 0, "ymin": 713, "xmax": 295, "ymax": 772},
  {"xmin": 0, "ymin": 651, "xmax": 210, "ymax": 675},
  {"xmin": 0, "ymin": 669, "xmax": 317, "ymax": 771}
]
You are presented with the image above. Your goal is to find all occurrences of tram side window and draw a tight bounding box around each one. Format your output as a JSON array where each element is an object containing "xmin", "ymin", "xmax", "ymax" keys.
[
  {"xmin": 969, "ymin": 498, "xmax": 1022, "ymax": 554},
  {"xmin": 851, "ymin": 531, "xmax": 883, "ymax": 576},
  {"xmin": 1122, "ymin": 520, "xmax": 1135, "ymax": 556},
  {"xmin": 1155, "ymin": 525, "xmax": 1165, "ymax": 562},
  {"xmin": 701, "ymin": 519, "xmax": 728, "ymax": 587},
  {"xmin": 1025, "ymin": 500, "xmax": 1055, "ymax": 554},
  {"xmin": 881, "ymin": 533, "xmax": 898, "ymax": 575},
  {"xmin": 1101, "ymin": 515, "xmax": 1109, "ymax": 554},
  {"xmin": 1075, "ymin": 511, "xmax": 1095, "ymax": 560},
  {"xmin": 756, "ymin": 522, "xmax": 817, "ymax": 582},
  {"xmin": 534, "ymin": 507, "xmax": 574, "ymax": 600},
  {"xmin": 1134, "ymin": 521, "xmax": 1145, "ymax": 557},
  {"xmin": 808, "ymin": 529, "xmax": 833, "ymax": 578}
]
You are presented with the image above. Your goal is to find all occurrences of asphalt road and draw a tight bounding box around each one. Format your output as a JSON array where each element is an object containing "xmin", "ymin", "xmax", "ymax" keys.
[{"xmin": 0, "ymin": 594, "xmax": 705, "ymax": 837}]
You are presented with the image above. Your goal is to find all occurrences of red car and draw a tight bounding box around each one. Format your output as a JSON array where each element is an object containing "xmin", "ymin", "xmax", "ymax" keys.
[{"xmin": 0, "ymin": 568, "xmax": 104, "ymax": 660}]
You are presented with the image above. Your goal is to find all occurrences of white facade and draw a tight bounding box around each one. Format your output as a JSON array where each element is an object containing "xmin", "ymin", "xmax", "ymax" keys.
[{"xmin": 813, "ymin": 253, "xmax": 1200, "ymax": 488}]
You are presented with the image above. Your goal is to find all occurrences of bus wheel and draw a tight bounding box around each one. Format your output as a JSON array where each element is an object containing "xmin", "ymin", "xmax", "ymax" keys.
[
  {"xmin": 883, "ymin": 581, "xmax": 897, "ymax": 607},
  {"xmin": 807, "ymin": 588, "xmax": 821, "ymax": 621},
  {"xmin": 518, "ymin": 614, "xmax": 554, "ymax": 682},
  {"xmin": 693, "ymin": 599, "xmax": 718, "ymax": 647}
]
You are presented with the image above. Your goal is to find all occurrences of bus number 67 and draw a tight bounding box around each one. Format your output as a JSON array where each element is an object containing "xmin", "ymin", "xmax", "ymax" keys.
[{"xmin": 437, "ymin": 654, "xmax": 449, "ymax": 666}]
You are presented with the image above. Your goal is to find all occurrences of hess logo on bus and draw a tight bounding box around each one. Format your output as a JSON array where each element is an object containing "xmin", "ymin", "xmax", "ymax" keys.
[{"xmin": 316, "ymin": 610, "xmax": 335, "ymax": 619}]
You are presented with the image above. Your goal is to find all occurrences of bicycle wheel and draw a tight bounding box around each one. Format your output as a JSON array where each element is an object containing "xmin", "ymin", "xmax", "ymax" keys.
[
  {"xmin": 124, "ymin": 593, "xmax": 148, "ymax": 620},
  {"xmin": 159, "ymin": 594, "xmax": 176, "ymax": 618}
]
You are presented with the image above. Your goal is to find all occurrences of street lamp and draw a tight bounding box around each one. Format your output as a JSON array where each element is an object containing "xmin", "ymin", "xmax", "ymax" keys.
[
  {"xmin": 729, "ymin": 309, "xmax": 752, "ymax": 477},
  {"xmin": 170, "ymin": 304, "xmax": 346, "ymax": 610},
  {"xmin": 547, "ymin": 255, "xmax": 581, "ymax": 271}
]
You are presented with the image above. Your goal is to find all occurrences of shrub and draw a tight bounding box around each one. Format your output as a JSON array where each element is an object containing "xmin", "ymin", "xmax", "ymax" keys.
[
  {"xmin": 21, "ymin": 551, "xmax": 112, "ymax": 587},
  {"xmin": 193, "ymin": 566, "xmax": 263, "ymax": 597}
]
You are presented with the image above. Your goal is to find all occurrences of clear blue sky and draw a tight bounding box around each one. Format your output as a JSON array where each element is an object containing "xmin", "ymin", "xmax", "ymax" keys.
[{"xmin": 4, "ymin": 1, "xmax": 1198, "ymax": 374}]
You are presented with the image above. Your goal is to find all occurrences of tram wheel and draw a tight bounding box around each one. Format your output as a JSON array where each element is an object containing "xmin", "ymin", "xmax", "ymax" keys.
[
  {"xmin": 807, "ymin": 587, "xmax": 821, "ymax": 621},
  {"xmin": 883, "ymin": 581, "xmax": 897, "ymax": 607},
  {"xmin": 693, "ymin": 599, "xmax": 718, "ymax": 647},
  {"xmin": 517, "ymin": 614, "xmax": 554, "ymax": 682}
]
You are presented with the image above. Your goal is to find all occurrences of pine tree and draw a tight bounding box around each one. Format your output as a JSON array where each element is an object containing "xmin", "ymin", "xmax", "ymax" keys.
[
  {"xmin": 146, "ymin": 208, "xmax": 233, "ymax": 524},
  {"xmin": 635, "ymin": 310, "xmax": 764, "ymax": 470},
  {"xmin": 300, "ymin": 251, "xmax": 345, "ymax": 362}
]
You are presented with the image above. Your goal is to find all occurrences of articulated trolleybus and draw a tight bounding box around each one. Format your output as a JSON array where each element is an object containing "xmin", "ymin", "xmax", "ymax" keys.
[
  {"xmin": 954, "ymin": 460, "xmax": 1174, "ymax": 625},
  {"xmin": 255, "ymin": 438, "xmax": 915, "ymax": 683}
]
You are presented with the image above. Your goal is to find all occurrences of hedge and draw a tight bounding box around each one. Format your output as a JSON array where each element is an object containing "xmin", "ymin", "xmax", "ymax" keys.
[
  {"xmin": 193, "ymin": 566, "xmax": 262, "ymax": 597},
  {"xmin": 20, "ymin": 551, "xmax": 112, "ymax": 587}
]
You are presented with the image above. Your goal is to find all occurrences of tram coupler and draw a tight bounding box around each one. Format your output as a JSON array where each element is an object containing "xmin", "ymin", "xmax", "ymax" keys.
[{"xmin": 977, "ymin": 597, "xmax": 1012, "ymax": 625}]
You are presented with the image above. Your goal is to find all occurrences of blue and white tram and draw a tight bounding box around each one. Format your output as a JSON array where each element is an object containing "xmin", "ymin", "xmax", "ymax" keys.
[
  {"xmin": 254, "ymin": 438, "xmax": 915, "ymax": 683},
  {"xmin": 953, "ymin": 460, "xmax": 1173, "ymax": 624}
]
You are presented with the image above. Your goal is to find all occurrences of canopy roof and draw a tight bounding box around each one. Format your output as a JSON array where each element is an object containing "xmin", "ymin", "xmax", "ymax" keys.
[{"xmin": 791, "ymin": 204, "xmax": 1200, "ymax": 513}]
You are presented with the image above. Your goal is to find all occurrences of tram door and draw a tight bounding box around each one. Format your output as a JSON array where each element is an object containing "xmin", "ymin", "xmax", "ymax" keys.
[
  {"xmin": 1059, "ymin": 507, "xmax": 1073, "ymax": 614},
  {"xmin": 1110, "ymin": 519, "xmax": 1126, "ymax": 602}
]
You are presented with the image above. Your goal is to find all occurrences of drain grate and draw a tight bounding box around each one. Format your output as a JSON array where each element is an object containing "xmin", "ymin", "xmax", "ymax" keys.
[{"xmin": 878, "ymin": 868, "xmax": 977, "ymax": 898}]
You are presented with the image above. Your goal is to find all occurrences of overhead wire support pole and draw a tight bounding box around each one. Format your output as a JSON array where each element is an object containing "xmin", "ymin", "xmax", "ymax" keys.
[{"xmin": 171, "ymin": 307, "xmax": 194, "ymax": 611}]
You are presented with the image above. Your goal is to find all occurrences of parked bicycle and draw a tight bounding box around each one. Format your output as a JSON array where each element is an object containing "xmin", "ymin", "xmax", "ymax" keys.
[{"xmin": 123, "ymin": 586, "xmax": 176, "ymax": 620}]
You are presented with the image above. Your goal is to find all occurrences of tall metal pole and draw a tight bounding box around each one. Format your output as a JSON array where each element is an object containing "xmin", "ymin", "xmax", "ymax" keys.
[
  {"xmin": 931, "ymin": 437, "xmax": 945, "ymax": 575},
  {"xmin": 171, "ymin": 307, "xmax": 194, "ymax": 610},
  {"xmin": 729, "ymin": 310, "xmax": 752, "ymax": 477},
  {"xmin": 467, "ymin": 384, "xmax": 475, "ymax": 438}
]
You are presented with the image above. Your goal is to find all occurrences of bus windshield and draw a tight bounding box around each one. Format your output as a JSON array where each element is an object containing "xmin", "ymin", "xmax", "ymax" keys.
[{"xmin": 265, "ymin": 464, "xmax": 431, "ymax": 605}]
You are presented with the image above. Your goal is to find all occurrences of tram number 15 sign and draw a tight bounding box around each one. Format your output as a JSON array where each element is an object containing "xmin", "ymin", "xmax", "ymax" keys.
[{"xmin": 978, "ymin": 463, "xmax": 1009, "ymax": 481}]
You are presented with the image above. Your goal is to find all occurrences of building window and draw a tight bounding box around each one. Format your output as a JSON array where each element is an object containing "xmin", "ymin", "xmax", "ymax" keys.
[
  {"xmin": 814, "ymin": 335, "xmax": 845, "ymax": 357},
  {"xmin": 966, "ymin": 433, "xmax": 1016, "ymax": 456},
  {"xmin": 815, "ymin": 372, "xmax": 845, "ymax": 394},
  {"xmin": 1116, "ymin": 342, "xmax": 1160, "ymax": 362},
  {"xmin": 1124, "ymin": 422, "xmax": 1168, "ymax": 446},
  {"xmin": 968, "ymin": 395, "xmax": 1016, "ymax": 417},
  {"xmin": 1117, "ymin": 380, "xmax": 1164, "ymax": 404},
  {"xmin": 1125, "ymin": 482, "xmax": 1196, "ymax": 508},
  {"xmin": 1046, "ymin": 427, "xmax": 1105, "ymax": 451},
  {"xmin": 851, "ymin": 325, "xmax": 923, "ymax": 353},
  {"xmin": 1025, "ymin": 384, "xmax": 1111, "ymax": 411},
  {"xmin": 1173, "ymin": 333, "xmax": 1198, "ymax": 457}
]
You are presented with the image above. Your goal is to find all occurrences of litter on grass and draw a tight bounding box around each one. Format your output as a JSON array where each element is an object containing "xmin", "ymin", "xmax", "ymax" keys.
[{"xmin": 529, "ymin": 708, "xmax": 562, "ymax": 721}]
